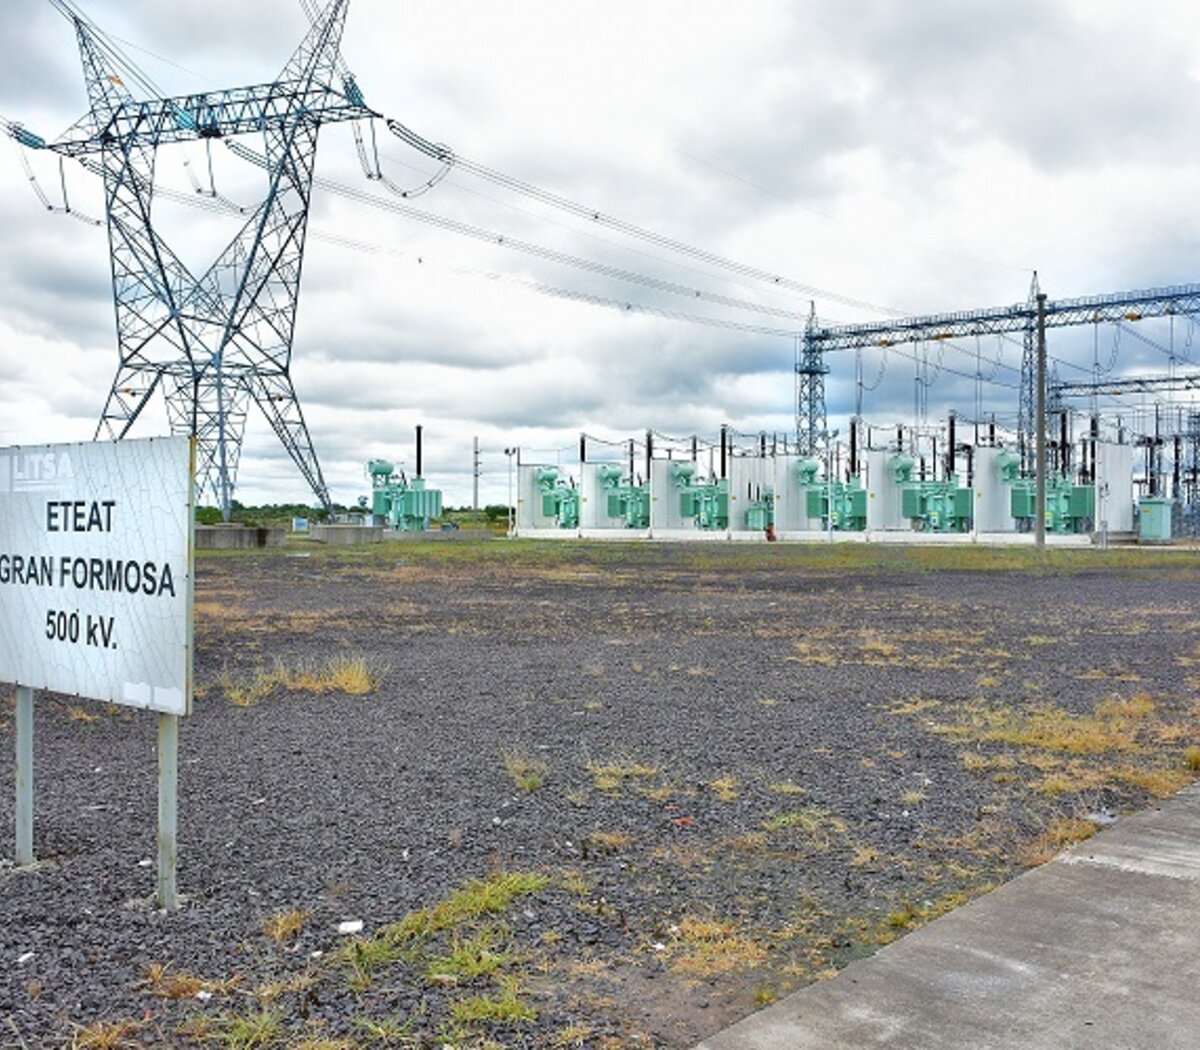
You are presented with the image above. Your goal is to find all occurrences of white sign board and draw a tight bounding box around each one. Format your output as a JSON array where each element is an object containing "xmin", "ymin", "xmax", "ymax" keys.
[{"xmin": 0, "ymin": 437, "xmax": 194, "ymax": 714}]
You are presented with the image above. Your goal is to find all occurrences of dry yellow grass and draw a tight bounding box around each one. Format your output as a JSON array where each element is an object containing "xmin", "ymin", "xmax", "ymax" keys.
[
  {"xmin": 70, "ymin": 1020, "xmax": 144, "ymax": 1050},
  {"xmin": 587, "ymin": 831, "xmax": 633, "ymax": 851},
  {"xmin": 929, "ymin": 695, "xmax": 1158, "ymax": 756},
  {"xmin": 219, "ymin": 655, "xmax": 380, "ymax": 706},
  {"xmin": 670, "ymin": 916, "xmax": 767, "ymax": 977},
  {"xmin": 887, "ymin": 697, "xmax": 940, "ymax": 716},
  {"xmin": 709, "ymin": 775, "xmax": 739, "ymax": 802},
  {"xmin": 141, "ymin": 963, "xmax": 242, "ymax": 1000},
  {"xmin": 65, "ymin": 705, "xmax": 101, "ymax": 724},
  {"xmin": 1022, "ymin": 817, "xmax": 1097, "ymax": 866},
  {"xmin": 1185, "ymin": 746, "xmax": 1200, "ymax": 772},
  {"xmin": 788, "ymin": 641, "xmax": 837, "ymax": 666},
  {"xmin": 762, "ymin": 807, "xmax": 848, "ymax": 849},
  {"xmin": 587, "ymin": 758, "xmax": 659, "ymax": 792},
  {"xmin": 850, "ymin": 845, "xmax": 880, "ymax": 867},
  {"xmin": 262, "ymin": 908, "xmax": 309, "ymax": 943},
  {"xmin": 1112, "ymin": 766, "xmax": 1194, "ymax": 798}
]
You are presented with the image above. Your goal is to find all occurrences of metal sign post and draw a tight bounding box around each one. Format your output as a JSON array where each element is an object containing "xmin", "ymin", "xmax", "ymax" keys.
[
  {"xmin": 15, "ymin": 684, "xmax": 33, "ymax": 866},
  {"xmin": 157, "ymin": 712, "xmax": 180, "ymax": 909}
]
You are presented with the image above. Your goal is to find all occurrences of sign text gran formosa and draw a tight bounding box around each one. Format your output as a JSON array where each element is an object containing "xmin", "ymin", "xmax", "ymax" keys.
[{"xmin": 0, "ymin": 438, "xmax": 193, "ymax": 713}]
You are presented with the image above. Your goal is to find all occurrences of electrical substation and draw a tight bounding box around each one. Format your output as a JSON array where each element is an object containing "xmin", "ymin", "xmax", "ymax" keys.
[{"xmin": 3, "ymin": 2, "xmax": 1198, "ymax": 547}]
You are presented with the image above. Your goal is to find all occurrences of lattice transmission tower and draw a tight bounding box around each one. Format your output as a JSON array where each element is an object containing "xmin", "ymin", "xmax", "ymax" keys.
[{"xmin": 12, "ymin": 0, "xmax": 371, "ymax": 516}]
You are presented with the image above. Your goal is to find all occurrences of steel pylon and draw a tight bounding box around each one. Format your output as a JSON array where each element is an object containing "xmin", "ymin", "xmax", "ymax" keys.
[
  {"xmin": 795, "ymin": 302, "xmax": 829, "ymax": 455},
  {"xmin": 37, "ymin": 0, "xmax": 371, "ymax": 516}
]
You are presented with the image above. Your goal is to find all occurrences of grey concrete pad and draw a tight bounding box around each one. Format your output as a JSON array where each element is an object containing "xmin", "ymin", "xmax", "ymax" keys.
[{"xmin": 697, "ymin": 784, "xmax": 1200, "ymax": 1049}]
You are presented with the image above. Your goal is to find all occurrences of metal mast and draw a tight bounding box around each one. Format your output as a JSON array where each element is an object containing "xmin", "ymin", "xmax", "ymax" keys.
[
  {"xmin": 795, "ymin": 301, "xmax": 829, "ymax": 455},
  {"xmin": 1018, "ymin": 270, "xmax": 1041, "ymax": 473},
  {"xmin": 16, "ymin": 0, "xmax": 371, "ymax": 517}
]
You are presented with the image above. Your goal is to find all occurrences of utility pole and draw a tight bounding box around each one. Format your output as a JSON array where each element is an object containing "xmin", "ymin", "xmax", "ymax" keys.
[
  {"xmin": 1035, "ymin": 292, "xmax": 1048, "ymax": 549},
  {"xmin": 473, "ymin": 436, "xmax": 480, "ymax": 512}
]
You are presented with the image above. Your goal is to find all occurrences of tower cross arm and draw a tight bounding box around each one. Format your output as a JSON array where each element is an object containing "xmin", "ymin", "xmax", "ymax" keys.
[
  {"xmin": 807, "ymin": 283, "xmax": 1200, "ymax": 353},
  {"xmin": 46, "ymin": 80, "xmax": 375, "ymax": 157}
]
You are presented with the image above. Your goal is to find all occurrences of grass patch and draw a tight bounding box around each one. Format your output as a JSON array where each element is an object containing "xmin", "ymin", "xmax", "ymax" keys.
[
  {"xmin": 448, "ymin": 983, "xmax": 537, "ymax": 1024},
  {"xmin": 587, "ymin": 830, "xmax": 633, "ymax": 852},
  {"xmin": 1022, "ymin": 817, "xmax": 1097, "ymax": 866},
  {"xmin": 671, "ymin": 916, "xmax": 767, "ymax": 977},
  {"xmin": 501, "ymin": 750, "xmax": 548, "ymax": 793},
  {"xmin": 1112, "ymin": 766, "xmax": 1194, "ymax": 798},
  {"xmin": 886, "ymin": 697, "xmax": 940, "ymax": 716},
  {"xmin": 1184, "ymin": 746, "xmax": 1200, "ymax": 772},
  {"xmin": 70, "ymin": 1020, "xmax": 143, "ymax": 1050},
  {"xmin": 261, "ymin": 908, "xmax": 309, "ymax": 944},
  {"xmin": 767, "ymin": 780, "xmax": 808, "ymax": 796},
  {"xmin": 709, "ymin": 775, "xmax": 739, "ymax": 802},
  {"xmin": 141, "ymin": 963, "xmax": 241, "ymax": 999},
  {"xmin": 335, "ymin": 870, "xmax": 551, "ymax": 987},
  {"xmin": 789, "ymin": 641, "xmax": 837, "ymax": 666},
  {"xmin": 762, "ymin": 807, "xmax": 848, "ymax": 848},
  {"xmin": 882, "ymin": 891, "xmax": 971, "ymax": 938},
  {"xmin": 218, "ymin": 655, "xmax": 380, "ymax": 707},
  {"xmin": 586, "ymin": 758, "xmax": 659, "ymax": 792},
  {"xmin": 850, "ymin": 845, "xmax": 880, "ymax": 867},
  {"xmin": 385, "ymin": 871, "xmax": 548, "ymax": 944},
  {"xmin": 424, "ymin": 929, "xmax": 512, "ymax": 985},
  {"xmin": 208, "ymin": 1008, "xmax": 283, "ymax": 1050},
  {"xmin": 929, "ymin": 695, "xmax": 1157, "ymax": 755},
  {"xmin": 253, "ymin": 973, "xmax": 316, "ymax": 1004}
]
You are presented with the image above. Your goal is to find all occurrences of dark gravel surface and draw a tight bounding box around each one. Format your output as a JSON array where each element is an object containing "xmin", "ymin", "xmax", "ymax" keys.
[{"xmin": 2, "ymin": 540, "xmax": 1199, "ymax": 1048}]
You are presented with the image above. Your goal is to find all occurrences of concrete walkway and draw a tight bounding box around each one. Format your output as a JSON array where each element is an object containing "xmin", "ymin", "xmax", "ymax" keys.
[{"xmin": 697, "ymin": 784, "xmax": 1200, "ymax": 1049}]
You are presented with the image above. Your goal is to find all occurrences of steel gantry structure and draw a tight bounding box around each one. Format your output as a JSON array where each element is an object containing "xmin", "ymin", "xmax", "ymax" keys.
[
  {"xmin": 7, "ymin": 0, "xmax": 371, "ymax": 516},
  {"xmin": 798, "ymin": 281, "xmax": 1200, "ymax": 451},
  {"xmin": 797, "ymin": 280, "xmax": 1200, "ymax": 547}
]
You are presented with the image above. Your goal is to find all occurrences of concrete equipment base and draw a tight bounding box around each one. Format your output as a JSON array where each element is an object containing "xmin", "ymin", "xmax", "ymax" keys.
[
  {"xmin": 195, "ymin": 524, "xmax": 284, "ymax": 549},
  {"xmin": 513, "ymin": 528, "xmax": 1095, "ymax": 547},
  {"xmin": 309, "ymin": 524, "xmax": 384, "ymax": 545},
  {"xmin": 697, "ymin": 783, "xmax": 1200, "ymax": 1049}
]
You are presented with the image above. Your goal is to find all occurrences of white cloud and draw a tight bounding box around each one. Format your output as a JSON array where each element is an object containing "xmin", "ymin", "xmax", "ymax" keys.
[{"xmin": 2, "ymin": 0, "xmax": 1199, "ymax": 506}]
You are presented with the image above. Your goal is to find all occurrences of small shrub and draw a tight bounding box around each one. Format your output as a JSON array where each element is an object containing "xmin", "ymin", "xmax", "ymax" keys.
[
  {"xmin": 261, "ymin": 909, "xmax": 309, "ymax": 943},
  {"xmin": 502, "ymin": 750, "xmax": 548, "ymax": 792}
]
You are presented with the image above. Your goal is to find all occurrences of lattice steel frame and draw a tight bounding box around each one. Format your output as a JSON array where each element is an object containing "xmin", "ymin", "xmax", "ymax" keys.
[
  {"xmin": 800, "ymin": 280, "xmax": 1200, "ymax": 464},
  {"xmin": 36, "ymin": 0, "xmax": 370, "ymax": 515}
]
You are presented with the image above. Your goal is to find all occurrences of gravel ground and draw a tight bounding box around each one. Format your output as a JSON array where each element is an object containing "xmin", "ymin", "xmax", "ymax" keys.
[{"xmin": 1, "ymin": 540, "xmax": 1198, "ymax": 1048}]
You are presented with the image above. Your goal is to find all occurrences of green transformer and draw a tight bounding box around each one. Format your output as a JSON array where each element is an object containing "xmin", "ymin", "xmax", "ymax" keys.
[
  {"xmin": 367, "ymin": 460, "xmax": 444, "ymax": 531},
  {"xmin": 900, "ymin": 482, "xmax": 973, "ymax": 532},
  {"xmin": 597, "ymin": 464, "xmax": 649, "ymax": 528},
  {"xmin": 1010, "ymin": 478, "xmax": 1094, "ymax": 534},
  {"xmin": 536, "ymin": 467, "xmax": 580, "ymax": 529}
]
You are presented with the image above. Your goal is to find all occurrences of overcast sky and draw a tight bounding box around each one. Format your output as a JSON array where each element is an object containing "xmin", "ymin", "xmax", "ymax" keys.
[{"xmin": 2, "ymin": 0, "xmax": 1200, "ymax": 507}]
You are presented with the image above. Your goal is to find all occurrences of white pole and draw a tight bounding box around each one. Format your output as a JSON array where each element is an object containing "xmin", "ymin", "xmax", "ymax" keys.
[
  {"xmin": 15, "ymin": 685, "xmax": 33, "ymax": 866},
  {"xmin": 157, "ymin": 712, "xmax": 179, "ymax": 910},
  {"xmin": 506, "ymin": 449, "xmax": 515, "ymax": 536}
]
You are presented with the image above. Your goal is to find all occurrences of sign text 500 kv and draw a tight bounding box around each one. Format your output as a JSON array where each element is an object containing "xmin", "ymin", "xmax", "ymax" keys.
[{"xmin": 0, "ymin": 438, "xmax": 194, "ymax": 714}]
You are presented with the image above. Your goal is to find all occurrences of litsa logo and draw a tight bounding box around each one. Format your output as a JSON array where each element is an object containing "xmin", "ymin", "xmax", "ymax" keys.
[{"xmin": 11, "ymin": 451, "xmax": 75, "ymax": 491}]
